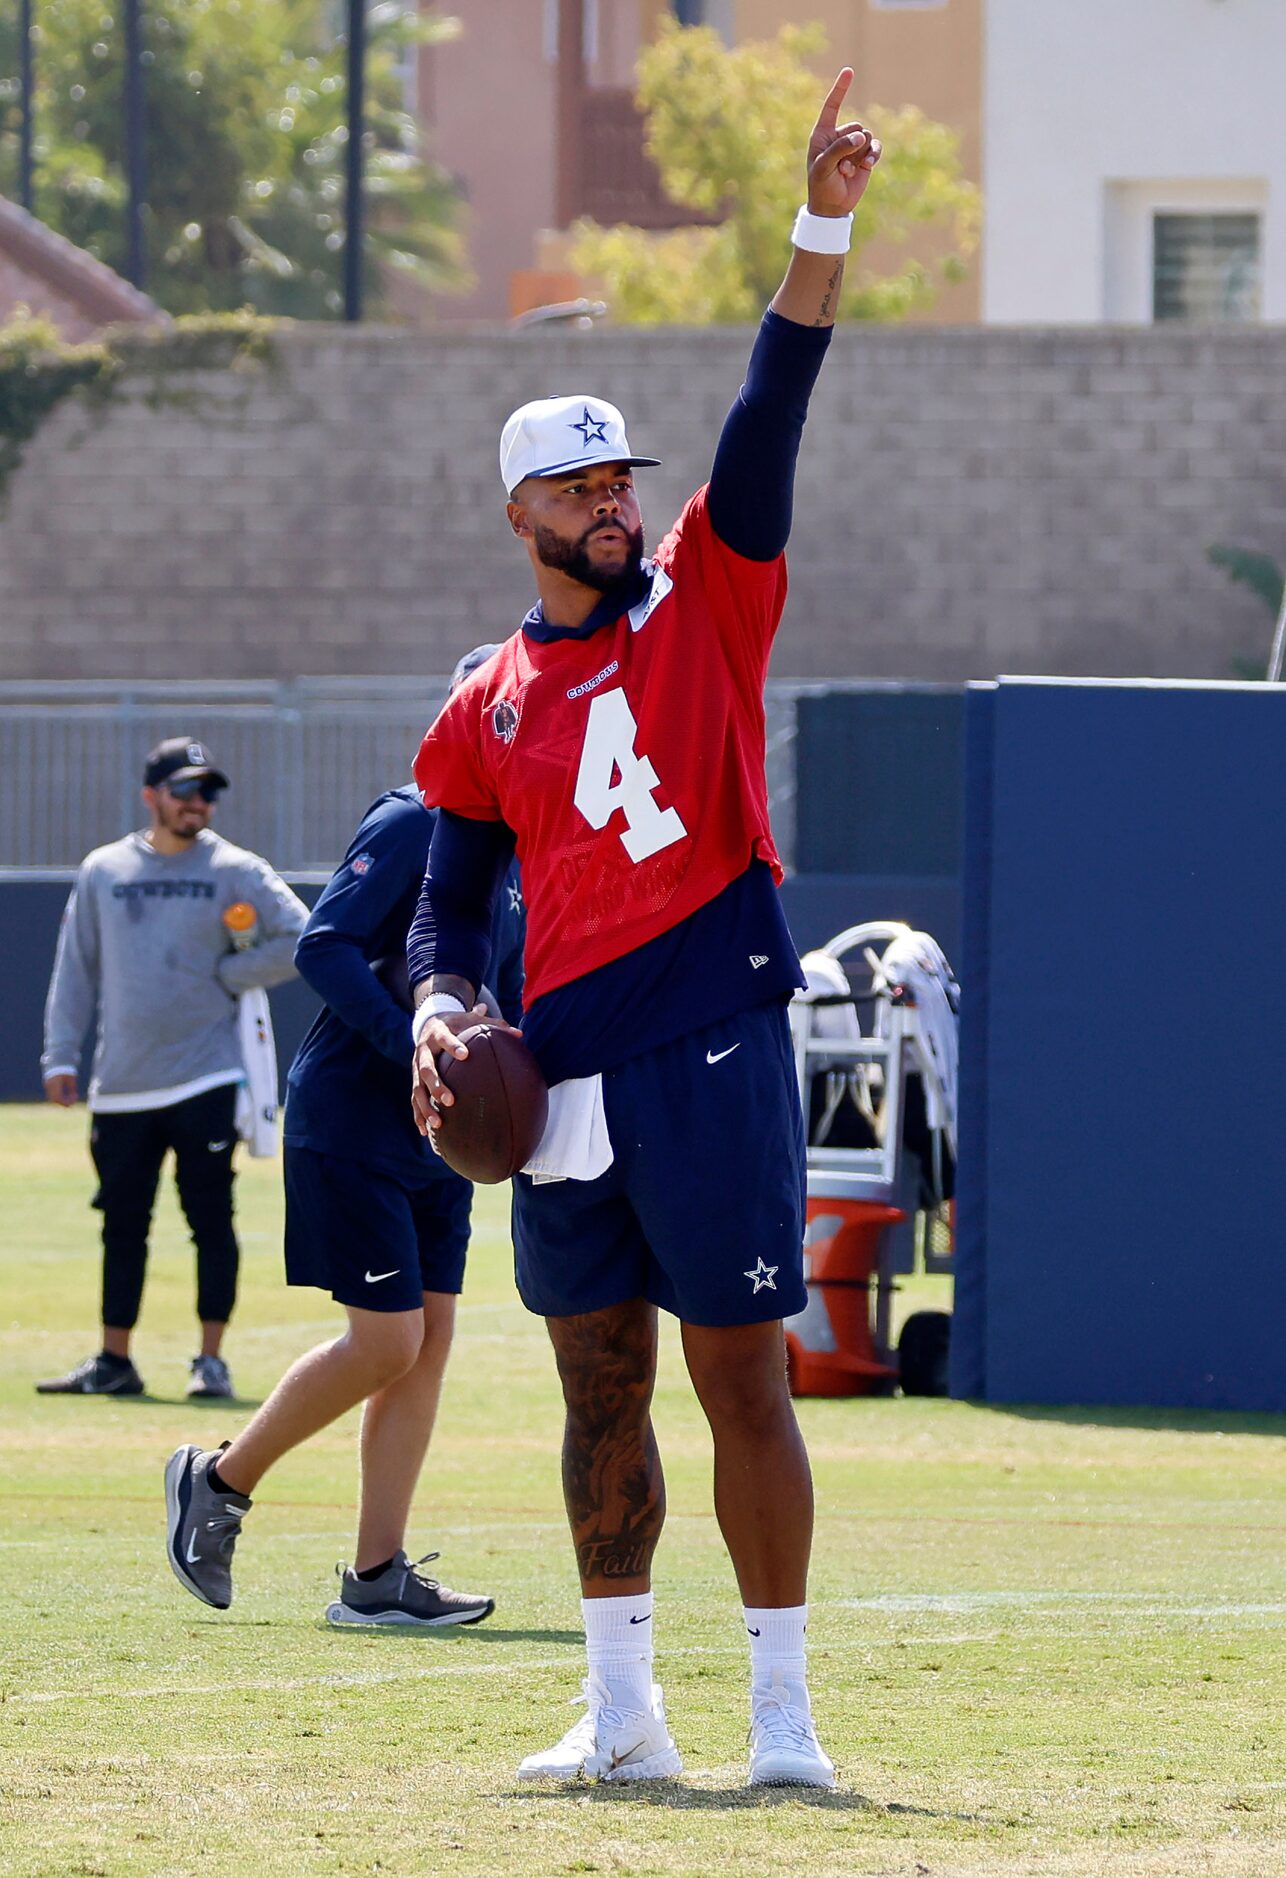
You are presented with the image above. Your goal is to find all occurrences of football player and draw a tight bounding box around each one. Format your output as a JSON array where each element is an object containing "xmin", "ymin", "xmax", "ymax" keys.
[
  {"xmin": 165, "ymin": 651, "xmax": 523, "ymax": 1627},
  {"xmin": 409, "ymin": 73, "xmax": 881, "ymax": 1784}
]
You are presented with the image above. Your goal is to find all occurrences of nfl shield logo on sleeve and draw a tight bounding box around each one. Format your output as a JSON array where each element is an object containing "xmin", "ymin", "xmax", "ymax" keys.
[{"xmin": 351, "ymin": 852, "xmax": 374, "ymax": 876}]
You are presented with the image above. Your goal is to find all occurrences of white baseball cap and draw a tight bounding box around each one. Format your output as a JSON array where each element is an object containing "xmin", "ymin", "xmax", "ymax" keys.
[{"xmin": 499, "ymin": 394, "xmax": 660, "ymax": 496}]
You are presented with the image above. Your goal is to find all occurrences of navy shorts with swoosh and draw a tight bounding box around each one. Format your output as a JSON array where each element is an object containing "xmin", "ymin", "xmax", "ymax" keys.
[
  {"xmin": 511, "ymin": 1001, "xmax": 807, "ymax": 1326},
  {"xmin": 284, "ymin": 1145, "xmax": 472, "ymax": 1312}
]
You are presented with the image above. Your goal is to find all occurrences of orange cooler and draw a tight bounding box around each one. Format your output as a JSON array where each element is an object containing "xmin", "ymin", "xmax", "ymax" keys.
[{"xmin": 784, "ymin": 1198, "xmax": 904, "ymax": 1397}]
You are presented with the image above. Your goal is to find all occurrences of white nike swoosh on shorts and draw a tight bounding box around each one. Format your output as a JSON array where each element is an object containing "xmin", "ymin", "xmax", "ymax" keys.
[
  {"xmin": 365, "ymin": 1269, "xmax": 400, "ymax": 1284},
  {"xmin": 207, "ymin": 1140, "xmax": 231, "ymax": 1151},
  {"xmin": 706, "ymin": 1044, "xmax": 741, "ymax": 1065}
]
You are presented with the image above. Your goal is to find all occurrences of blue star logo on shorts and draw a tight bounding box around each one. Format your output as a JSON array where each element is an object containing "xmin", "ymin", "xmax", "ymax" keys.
[
  {"xmin": 572, "ymin": 407, "xmax": 609, "ymax": 447},
  {"xmin": 507, "ymin": 879, "xmax": 524, "ymax": 915},
  {"xmin": 743, "ymin": 1257, "xmax": 778, "ymax": 1294}
]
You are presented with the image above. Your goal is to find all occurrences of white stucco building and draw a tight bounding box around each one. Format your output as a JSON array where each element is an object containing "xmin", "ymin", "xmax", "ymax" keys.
[{"xmin": 984, "ymin": 0, "xmax": 1285, "ymax": 323}]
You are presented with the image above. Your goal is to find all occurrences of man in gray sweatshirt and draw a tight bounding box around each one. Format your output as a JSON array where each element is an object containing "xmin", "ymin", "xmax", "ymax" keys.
[{"xmin": 39, "ymin": 737, "xmax": 309, "ymax": 1400}]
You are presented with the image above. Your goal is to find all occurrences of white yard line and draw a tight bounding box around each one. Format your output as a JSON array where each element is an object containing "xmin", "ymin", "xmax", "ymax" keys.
[
  {"xmin": 12, "ymin": 1642, "xmax": 750, "ymax": 1706},
  {"xmin": 20, "ymin": 1606, "xmax": 1283, "ymax": 1708},
  {"xmin": 842, "ymin": 1591, "xmax": 1286, "ymax": 1616}
]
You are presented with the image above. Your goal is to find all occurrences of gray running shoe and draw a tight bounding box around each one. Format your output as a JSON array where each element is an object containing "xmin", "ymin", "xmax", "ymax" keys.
[
  {"xmin": 165, "ymin": 1443, "xmax": 251, "ymax": 1610},
  {"xmin": 36, "ymin": 1352, "xmax": 145, "ymax": 1396},
  {"xmin": 187, "ymin": 1354, "xmax": 234, "ymax": 1399},
  {"xmin": 325, "ymin": 1551, "xmax": 495, "ymax": 1629}
]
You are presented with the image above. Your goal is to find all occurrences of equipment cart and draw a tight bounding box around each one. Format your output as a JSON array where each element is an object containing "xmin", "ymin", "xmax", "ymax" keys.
[{"xmin": 784, "ymin": 921, "xmax": 958, "ymax": 1398}]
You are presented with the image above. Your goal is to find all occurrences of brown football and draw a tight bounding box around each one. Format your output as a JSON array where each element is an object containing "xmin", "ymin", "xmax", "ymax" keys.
[{"xmin": 434, "ymin": 1025, "xmax": 548, "ymax": 1183}]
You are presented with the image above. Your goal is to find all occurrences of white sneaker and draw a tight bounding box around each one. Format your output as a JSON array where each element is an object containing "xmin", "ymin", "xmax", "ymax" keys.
[
  {"xmin": 748, "ymin": 1675, "xmax": 837, "ymax": 1788},
  {"xmin": 516, "ymin": 1677, "xmax": 682, "ymax": 1782}
]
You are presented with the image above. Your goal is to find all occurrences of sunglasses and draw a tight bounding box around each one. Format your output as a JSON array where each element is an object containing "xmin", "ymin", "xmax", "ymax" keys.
[{"xmin": 164, "ymin": 777, "xmax": 222, "ymax": 803}]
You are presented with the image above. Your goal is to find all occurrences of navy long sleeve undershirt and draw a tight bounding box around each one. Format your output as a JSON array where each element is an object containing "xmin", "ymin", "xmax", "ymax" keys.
[
  {"xmin": 407, "ymin": 307, "xmax": 831, "ymax": 1044},
  {"xmin": 407, "ymin": 811, "xmax": 513, "ymax": 1000},
  {"xmin": 707, "ymin": 306, "xmax": 831, "ymax": 562}
]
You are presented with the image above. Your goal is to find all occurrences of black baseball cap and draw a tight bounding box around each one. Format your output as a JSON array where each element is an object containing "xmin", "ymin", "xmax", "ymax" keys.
[{"xmin": 143, "ymin": 737, "xmax": 230, "ymax": 791}]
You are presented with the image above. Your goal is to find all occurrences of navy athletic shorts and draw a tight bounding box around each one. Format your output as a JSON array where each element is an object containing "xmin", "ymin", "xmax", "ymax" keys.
[
  {"xmin": 512, "ymin": 1001, "xmax": 807, "ymax": 1326},
  {"xmin": 284, "ymin": 1145, "xmax": 472, "ymax": 1313}
]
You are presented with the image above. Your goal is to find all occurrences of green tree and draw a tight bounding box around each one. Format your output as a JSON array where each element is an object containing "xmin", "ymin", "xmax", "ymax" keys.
[
  {"xmin": 570, "ymin": 21, "xmax": 980, "ymax": 325},
  {"xmin": 1208, "ymin": 544, "xmax": 1285, "ymax": 619},
  {"xmin": 1208, "ymin": 543, "xmax": 1286, "ymax": 679},
  {"xmin": 0, "ymin": 1, "xmax": 470, "ymax": 318}
]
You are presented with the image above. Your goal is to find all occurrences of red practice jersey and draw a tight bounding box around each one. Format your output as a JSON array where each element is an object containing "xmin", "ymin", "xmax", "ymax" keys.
[{"xmin": 414, "ymin": 486, "xmax": 787, "ymax": 1005}]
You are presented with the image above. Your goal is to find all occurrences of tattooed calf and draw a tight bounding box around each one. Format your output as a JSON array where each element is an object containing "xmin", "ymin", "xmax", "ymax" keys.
[{"xmin": 549, "ymin": 1301, "xmax": 666, "ymax": 1588}]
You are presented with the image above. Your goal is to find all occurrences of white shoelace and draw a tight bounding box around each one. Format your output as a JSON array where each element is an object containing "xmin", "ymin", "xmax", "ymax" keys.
[
  {"xmin": 575, "ymin": 1674, "xmax": 637, "ymax": 1729},
  {"xmin": 751, "ymin": 1683, "xmax": 816, "ymax": 1750}
]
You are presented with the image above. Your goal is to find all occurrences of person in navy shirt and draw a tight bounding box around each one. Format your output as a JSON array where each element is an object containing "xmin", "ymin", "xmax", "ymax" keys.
[
  {"xmin": 165, "ymin": 651, "xmax": 524, "ymax": 1628},
  {"xmin": 407, "ymin": 76, "xmax": 882, "ymax": 1786}
]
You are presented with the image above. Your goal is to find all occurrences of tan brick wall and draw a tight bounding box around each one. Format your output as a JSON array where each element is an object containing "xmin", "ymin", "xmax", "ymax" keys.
[{"xmin": 1, "ymin": 323, "xmax": 1283, "ymax": 684}]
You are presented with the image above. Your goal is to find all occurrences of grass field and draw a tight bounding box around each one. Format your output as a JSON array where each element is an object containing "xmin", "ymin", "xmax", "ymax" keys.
[{"xmin": 1, "ymin": 1104, "xmax": 1284, "ymax": 1878}]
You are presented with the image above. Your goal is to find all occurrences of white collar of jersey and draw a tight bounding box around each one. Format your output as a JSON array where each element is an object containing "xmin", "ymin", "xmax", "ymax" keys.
[{"xmin": 627, "ymin": 562, "xmax": 673, "ymax": 634}]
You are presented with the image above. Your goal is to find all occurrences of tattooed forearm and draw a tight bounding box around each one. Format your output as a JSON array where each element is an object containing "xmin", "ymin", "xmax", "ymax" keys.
[
  {"xmin": 812, "ymin": 258, "xmax": 845, "ymax": 327},
  {"xmin": 548, "ymin": 1301, "xmax": 666, "ymax": 1590}
]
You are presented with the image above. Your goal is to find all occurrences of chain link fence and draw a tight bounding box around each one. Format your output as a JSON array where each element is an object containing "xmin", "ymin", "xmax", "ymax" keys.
[{"xmin": 0, "ymin": 679, "xmax": 805, "ymax": 876}]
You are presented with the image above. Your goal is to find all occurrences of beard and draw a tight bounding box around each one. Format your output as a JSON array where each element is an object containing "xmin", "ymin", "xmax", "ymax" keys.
[
  {"xmin": 532, "ymin": 517, "xmax": 646, "ymax": 595},
  {"xmin": 157, "ymin": 799, "xmax": 208, "ymax": 843}
]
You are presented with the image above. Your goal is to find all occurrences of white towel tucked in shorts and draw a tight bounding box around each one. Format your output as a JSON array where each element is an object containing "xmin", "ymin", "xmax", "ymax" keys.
[{"xmin": 522, "ymin": 1073, "xmax": 613, "ymax": 1184}]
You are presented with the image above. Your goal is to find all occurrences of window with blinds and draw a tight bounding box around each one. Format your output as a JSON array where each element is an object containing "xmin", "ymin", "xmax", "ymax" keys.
[{"xmin": 1152, "ymin": 213, "xmax": 1261, "ymax": 322}]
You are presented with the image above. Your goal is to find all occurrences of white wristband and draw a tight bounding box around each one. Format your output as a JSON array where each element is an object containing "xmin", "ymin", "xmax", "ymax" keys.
[
  {"xmin": 411, "ymin": 992, "xmax": 466, "ymax": 1046},
  {"xmin": 791, "ymin": 205, "xmax": 853, "ymax": 255}
]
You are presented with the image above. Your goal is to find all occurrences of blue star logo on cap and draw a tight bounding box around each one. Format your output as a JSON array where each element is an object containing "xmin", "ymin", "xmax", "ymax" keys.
[{"xmin": 571, "ymin": 406, "xmax": 609, "ymax": 447}]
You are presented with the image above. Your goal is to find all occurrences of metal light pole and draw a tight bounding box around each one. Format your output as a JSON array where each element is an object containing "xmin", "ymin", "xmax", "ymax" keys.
[
  {"xmin": 122, "ymin": 0, "xmax": 147, "ymax": 288},
  {"xmin": 343, "ymin": 0, "xmax": 366, "ymax": 321},
  {"xmin": 554, "ymin": 0, "xmax": 584, "ymax": 230},
  {"xmin": 18, "ymin": 0, "xmax": 34, "ymax": 212}
]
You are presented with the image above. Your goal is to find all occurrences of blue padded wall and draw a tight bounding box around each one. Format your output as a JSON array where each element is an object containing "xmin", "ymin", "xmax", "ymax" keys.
[
  {"xmin": 948, "ymin": 684, "xmax": 995, "ymax": 1400},
  {"xmin": 955, "ymin": 679, "xmax": 1286, "ymax": 1413},
  {"xmin": 795, "ymin": 688, "xmax": 964, "ymax": 878},
  {"xmin": 0, "ymin": 874, "xmax": 961, "ymax": 1102},
  {"xmin": 0, "ymin": 878, "xmax": 324, "ymax": 1102}
]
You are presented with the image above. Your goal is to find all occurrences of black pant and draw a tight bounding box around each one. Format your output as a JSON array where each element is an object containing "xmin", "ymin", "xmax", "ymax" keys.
[{"xmin": 89, "ymin": 1084, "xmax": 240, "ymax": 1331}]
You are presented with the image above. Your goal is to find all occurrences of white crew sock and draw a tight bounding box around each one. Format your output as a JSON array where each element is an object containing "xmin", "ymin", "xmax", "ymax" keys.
[
  {"xmin": 743, "ymin": 1603, "xmax": 809, "ymax": 1701},
  {"xmin": 582, "ymin": 1592, "xmax": 654, "ymax": 1713}
]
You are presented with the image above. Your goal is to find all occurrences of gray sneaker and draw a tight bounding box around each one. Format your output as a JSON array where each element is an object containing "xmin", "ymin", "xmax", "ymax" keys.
[
  {"xmin": 164, "ymin": 1443, "xmax": 251, "ymax": 1610},
  {"xmin": 36, "ymin": 1352, "xmax": 145, "ymax": 1395},
  {"xmin": 187, "ymin": 1354, "xmax": 234, "ymax": 1399},
  {"xmin": 325, "ymin": 1551, "xmax": 495, "ymax": 1629}
]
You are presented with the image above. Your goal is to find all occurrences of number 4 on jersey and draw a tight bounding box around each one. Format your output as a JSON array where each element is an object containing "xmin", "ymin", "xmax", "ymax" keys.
[{"xmin": 573, "ymin": 687, "xmax": 688, "ymax": 864}]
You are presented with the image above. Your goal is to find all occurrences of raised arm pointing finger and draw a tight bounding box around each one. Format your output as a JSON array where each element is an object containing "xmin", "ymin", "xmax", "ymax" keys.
[{"xmin": 772, "ymin": 66, "xmax": 885, "ymax": 329}]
